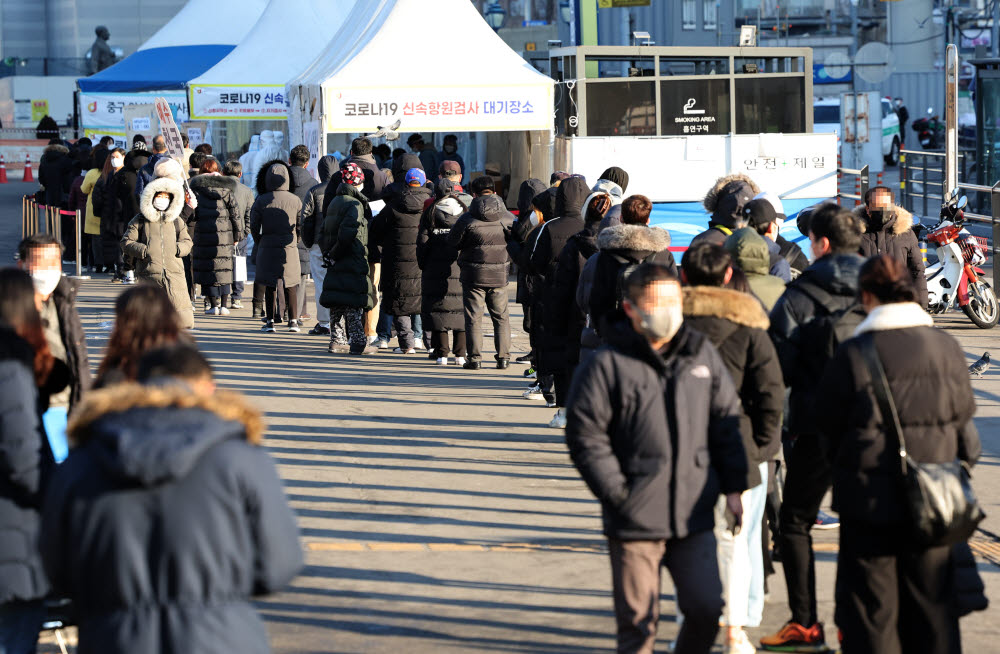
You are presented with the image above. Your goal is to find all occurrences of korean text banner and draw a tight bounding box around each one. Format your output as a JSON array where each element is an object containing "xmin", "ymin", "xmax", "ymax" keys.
[
  {"xmin": 189, "ymin": 85, "xmax": 289, "ymax": 119},
  {"xmin": 80, "ymin": 92, "xmax": 189, "ymax": 129},
  {"xmin": 323, "ymin": 85, "xmax": 552, "ymax": 132}
]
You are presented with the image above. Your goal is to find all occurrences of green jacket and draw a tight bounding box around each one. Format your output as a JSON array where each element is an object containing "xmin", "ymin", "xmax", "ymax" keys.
[
  {"xmin": 723, "ymin": 227, "xmax": 786, "ymax": 312},
  {"xmin": 319, "ymin": 183, "xmax": 373, "ymax": 310}
]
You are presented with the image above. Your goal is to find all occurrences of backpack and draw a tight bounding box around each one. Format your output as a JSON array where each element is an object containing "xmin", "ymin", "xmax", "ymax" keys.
[{"xmin": 793, "ymin": 281, "xmax": 866, "ymax": 379}]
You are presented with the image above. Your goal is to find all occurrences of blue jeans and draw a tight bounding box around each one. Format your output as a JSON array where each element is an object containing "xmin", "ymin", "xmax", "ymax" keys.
[
  {"xmin": 0, "ymin": 600, "xmax": 44, "ymax": 654},
  {"xmin": 377, "ymin": 313, "xmax": 394, "ymax": 342},
  {"xmin": 747, "ymin": 462, "xmax": 769, "ymax": 627},
  {"xmin": 42, "ymin": 407, "xmax": 68, "ymax": 463}
]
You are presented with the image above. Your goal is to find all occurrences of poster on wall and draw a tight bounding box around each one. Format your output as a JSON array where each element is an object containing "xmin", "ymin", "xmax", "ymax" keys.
[
  {"xmin": 303, "ymin": 120, "xmax": 320, "ymax": 178},
  {"xmin": 123, "ymin": 105, "xmax": 160, "ymax": 145},
  {"xmin": 79, "ymin": 92, "xmax": 188, "ymax": 130},
  {"xmin": 83, "ymin": 129, "xmax": 127, "ymax": 148},
  {"xmin": 189, "ymin": 85, "xmax": 289, "ymax": 119},
  {"xmin": 31, "ymin": 100, "xmax": 49, "ymax": 122},
  {"xmin": 14, "ymin": 100, "xmax": 31, "ymax": 122},
  {"xmin": 323, "ymin": 84, "xmax": 552, "ymax": 132},
  {"xmin": 182, "ymin": 121, "xmax": 208, "ymax": 149}
]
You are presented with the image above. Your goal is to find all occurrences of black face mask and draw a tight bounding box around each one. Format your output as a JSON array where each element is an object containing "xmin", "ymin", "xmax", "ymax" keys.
[{"xmin": 868, "ymin": 208, "xmax": 893, "ymax": 229}]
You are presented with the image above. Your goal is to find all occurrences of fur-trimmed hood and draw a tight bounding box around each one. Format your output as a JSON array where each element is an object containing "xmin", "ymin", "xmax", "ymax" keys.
[
  {"xmin": 854, "ymin": 301, "xmax": 932, "ymax": 336},
  {"xmin": 189, "ymin": 172, "xmax": 238, "ymax": 197},
  {"xmin": 153, "ymin": 157, "xmax": 185, "ymax": 182},
  {"xmin": 854, "ymin": 203, "xmax": 913, "ymax": 236},
  {"xmin": 67, "ymin": 383, "xmax": 264, "ymax": 486},
  {"xmin": 42, "ymin": 143, "xmax": 69, "ymax": 157},
  {"xmin": 703, "ymin": 173, "xmax": 760, "ymax": 213},
  {"xmin": 597, "ymin": 223, "xmax": 672, "ymax": 258},
  {"xmin": 139, "ymin": 177, "xmax": 185, "ymax": 222},
  {"xmin": 683, "ymin": 286, "xmax": 769, "ymax": 330}
]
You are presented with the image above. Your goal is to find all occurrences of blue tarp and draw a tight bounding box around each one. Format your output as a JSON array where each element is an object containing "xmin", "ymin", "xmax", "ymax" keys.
[
  {"xmin": 649, "ymin": 198, "xmax": 822, "ymax": 250},
  {"xmin": 77, "ymin": 45, "xmax": 235, "ymax": 93}
]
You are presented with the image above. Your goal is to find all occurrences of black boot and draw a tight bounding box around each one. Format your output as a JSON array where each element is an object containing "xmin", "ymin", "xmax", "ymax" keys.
[
  {"xmin": 252, "ymin": 301, "xmax": 263, "ymax": 319},
  {"xmin": 496, "ymin": 358, "xmax": 510, "ymax": 370}
]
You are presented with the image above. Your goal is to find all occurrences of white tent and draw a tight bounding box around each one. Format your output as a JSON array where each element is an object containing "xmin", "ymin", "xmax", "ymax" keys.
[
  {"xmin": 138, "ymin": 0, "xmax": 267, "ymax": 52},
  {"xmin": 287, "ymin": 0, "xmax": 552, "ymax": 138},
  {"xmin": 188, "ymin": 0, "xmax": 355, "ymax": 120}
]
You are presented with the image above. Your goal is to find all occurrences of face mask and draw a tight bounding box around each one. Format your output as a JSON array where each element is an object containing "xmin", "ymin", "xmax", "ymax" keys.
[
  {"xmin": 31, "ymin": 269, "xmax": 61, "ymax": 297},
  {"xmin": 868, "ymin": 208, "xmax": 891, "ymax": 229},
  {"xmin": 111, "ymin": 156, "xmax": 124, "ymax": 169},
  {"xmin": 152, "ymin": 196, "xmax": 170, "ymax": 211},
  {"xmin": 443, "ymin": 145, "xmax": 456, "ymax": 154},
  {"xmin": 631, "ymin": 302, "xmax": 683, "ymax": 342}
]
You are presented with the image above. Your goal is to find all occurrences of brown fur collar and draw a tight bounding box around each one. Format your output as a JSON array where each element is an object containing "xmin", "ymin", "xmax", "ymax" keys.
[
  {"xmin": 702, "ymin": 173, "xmax": 760, "ymax": 213},
  {"xmin": 68, "ymin": 383, "xmax": 264, "ymax": 445},
  {"xmin": 682, "ymin": 286, "xmax": 769, "ymax": 330},
  {"xmin": 853, "ymin": 203, "xmax": 913, "ymax": 236}
]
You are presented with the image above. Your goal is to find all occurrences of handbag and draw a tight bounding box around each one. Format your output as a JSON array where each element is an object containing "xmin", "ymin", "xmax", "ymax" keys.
[{"xmin": 860, "ymin": 337, "xmax": 985, "ymax": 548}]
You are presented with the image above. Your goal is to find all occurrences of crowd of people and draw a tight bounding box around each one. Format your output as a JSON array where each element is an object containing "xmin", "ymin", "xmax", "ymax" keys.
[{"xmin": 13, "ymin": 128, "xmax": 989, "ymax": 654}]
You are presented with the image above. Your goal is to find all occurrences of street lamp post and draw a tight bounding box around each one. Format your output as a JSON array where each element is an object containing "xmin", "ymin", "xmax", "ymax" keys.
[
  {"xmin": 560, "ymin": 0, "xmax": 575, "ymax": 46},
  {"xmin": 484, "ymin": 2, "xmax": 505, "ymax": 31}
]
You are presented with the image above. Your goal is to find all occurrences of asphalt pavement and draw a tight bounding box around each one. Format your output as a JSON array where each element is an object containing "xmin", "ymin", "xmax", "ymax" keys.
[{"xmin": 2, "ymin": 179, "xmax": 998, "ymax": 653}]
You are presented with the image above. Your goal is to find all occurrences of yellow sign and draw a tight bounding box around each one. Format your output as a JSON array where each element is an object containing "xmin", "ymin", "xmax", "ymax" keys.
[
  {"xmin": 598, "ymin": 0, "xmax": 651, "ymax": 7},
  {"xmin": 31, "ymin": 100, "xmax": 49, "ymax": 122},
  {"xmin": 526, "ymin": 42, "xmax": 536, "ymax": 51}
]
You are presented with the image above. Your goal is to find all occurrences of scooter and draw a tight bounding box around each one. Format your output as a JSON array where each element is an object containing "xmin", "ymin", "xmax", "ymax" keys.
[
  {"xmin": 912, "ymin": 107, "xmax": 944, "ymax": 149},
  {"xmin": 918, "ymin": 192, "xmax": 999, "ymax": 329}
]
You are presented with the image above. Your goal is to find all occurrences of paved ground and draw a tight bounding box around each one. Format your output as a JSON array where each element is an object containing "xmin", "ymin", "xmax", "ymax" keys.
[{"xmin": 3, "ymin": 179, "xmax": 999, "ymax": 653}]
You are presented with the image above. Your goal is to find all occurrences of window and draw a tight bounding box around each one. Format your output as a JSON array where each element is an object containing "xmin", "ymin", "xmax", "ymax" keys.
[
  {"xmin": 703, "ymin": 1, "xmax": 717, "ymax": 31},
  {"xmin": 586, "ymin": 81, "xmax": 656, "ymax": 136},
  {"xmin": 735, "ymin": 77, "xmax": 805, "ymax": 134},
  {"xmin": 682, "ymin": 0, "xmax": 696, "ymax": 30}
]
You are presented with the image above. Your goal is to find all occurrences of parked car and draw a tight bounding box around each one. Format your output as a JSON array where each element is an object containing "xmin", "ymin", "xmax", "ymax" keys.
[{"xmin": 813, "ymin": 96, "xmax": 902, "ymax": 165}]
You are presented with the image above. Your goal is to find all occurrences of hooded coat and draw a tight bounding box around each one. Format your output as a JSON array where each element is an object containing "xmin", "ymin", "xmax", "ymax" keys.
[
  {"xmin": 588, "ymin": 224, "xmax": 677, "ymax": 337},
  {"xmin": 250, "ymin": 162, "xmax": 302, "ymax": 287},
  {"xmin": 0, "ymin": 328, "xmax": 52, "ymax": 606},
  {"xmin": 418, "ymin": 191, "xmax": 468, "ymax": 331},
  {"xmin": 380, "ymin": 153, "xmax": 425, "ymax": 204},
  {"xmin": 121, "ymin": 177, "xmax": 195, "ymax": 329},
  {"xmin": 39, "ymin": 143, "xmax": 74, "ymax": 207},
  {"xmin": 117, "ymin": 150, "xmax": 148, "ymax": 233},
  {"xmin": 723, "ymin": 227, "xmax": 787, "ymax": 311},
  {"xmin": 301, "ymin": 155, "xmax": 338, "ymax": 249},
  {"xmin": 319, "ymin": 184, "xmax": 373, "ymax": 310},
  {"xmin": 510, "ymin": 179, "xmax": 548, "ymax": 308},
  {"xmin": 528, "ymin": 175, "xmax": 590, "ymax": 282},
  {"xmin": 854, "ymin": 203, "xmax": 928, "ymax": 307},
  {"xmin": 371, "ymin": 184, "xmax": 431, "ymax": 315},
  {"xmin": 565, "ymin": 322, "xmax": 749, "ymax": 541},
  {"xmin": 691, "ymin": 173, "xmax": 761, "ymax": 247},
  {"xmin": 683, "ymin": 286, "xmax": 784, "ymax": 487},
  {"xmin": 40, "ymin": 383, "xmax": 303, "ymax": 654},
  {"xmin": 187, "ymin": 174, "xmax": 242, "ymax": 288},
  {"xmin": 449, "ymin": 194, "xmax": 514, "ymax": 289},
  {"xmin": 135, "ymin": 152, "xmax": 171, "ymax": 199},
  {"xmin": 542, "ymin": 220, "xmax": 601, "ymax": 371}
]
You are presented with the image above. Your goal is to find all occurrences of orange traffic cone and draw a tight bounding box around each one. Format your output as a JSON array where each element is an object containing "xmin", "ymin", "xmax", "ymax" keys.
[
  {"xmin": 0, "ymin": 155, "xmax": 7, "ymax": 184},
  {"xmin": 22, "ymin": 153, "xmax": 33, "ymax": 183}
]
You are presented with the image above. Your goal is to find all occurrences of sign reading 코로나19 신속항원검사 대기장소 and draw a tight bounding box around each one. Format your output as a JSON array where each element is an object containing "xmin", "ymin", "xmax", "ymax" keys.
[
  {"xmin": 322, "ymin": 85, "xmax": 553, "ymax": 132},
  {"xmin": 188, "ymin": 85, "xmax": 290, "ymax": 119}
]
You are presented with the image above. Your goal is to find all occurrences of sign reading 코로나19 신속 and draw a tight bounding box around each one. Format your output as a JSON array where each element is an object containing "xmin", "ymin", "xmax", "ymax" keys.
[
  {"xmin": 323, "ymin": 85, "xmax": 553, "ymax": 132},
  {"xmin": 188, "ymin": 85, "xmax": 290, "ymax": 120}
]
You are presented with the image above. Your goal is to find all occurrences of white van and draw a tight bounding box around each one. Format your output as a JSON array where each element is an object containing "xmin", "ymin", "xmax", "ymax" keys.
[{"xmin": 813, "ymin": 96, "xmax": 901, "ymax": 165}]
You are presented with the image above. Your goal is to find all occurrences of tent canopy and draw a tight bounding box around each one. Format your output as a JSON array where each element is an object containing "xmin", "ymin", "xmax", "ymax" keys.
[
  {"xmin": 78, "ymin": 0, "xmax": 267, "ymax": 93},
  {"xmin": 188, "ymin": 0, "xmax": 355, "ymax": 119},
  {"xmin": 288, "ymin": 0, "xmax": 552, "ymax": 134}
]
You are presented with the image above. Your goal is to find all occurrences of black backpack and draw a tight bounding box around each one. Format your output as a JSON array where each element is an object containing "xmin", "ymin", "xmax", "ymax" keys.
[{"xmin": 793, "ymin": 281, "xmax": 867, "ymax": 379}]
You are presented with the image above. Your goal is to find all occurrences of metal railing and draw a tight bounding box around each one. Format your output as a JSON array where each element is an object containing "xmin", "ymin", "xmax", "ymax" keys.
[
  {"xmin": 837, "ymin": 163, "xmax": 870, "ymax": 206},
  {"xmin": 21, "ymin": 197, "xmax": 88, "ymax": 279},
  {"xmin": 899, "ymin": 149, "xmax": 976, "ymax": 218}
]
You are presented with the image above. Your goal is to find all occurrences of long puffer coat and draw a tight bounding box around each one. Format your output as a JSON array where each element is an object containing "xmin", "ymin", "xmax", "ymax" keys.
[
  {"xmin": 250, "ymin": 162, "xmax": 302, "ymax": 288},
  {"xmin": 543, "ymin": 221, "xmax": 600, "ymax": 372},
  {"xmin": 814, "ymin": 302, "xmax": 980, "ymax": 524},
  {"xmin": 854, "ymin": 203, "xmax": 928, "ymax": 308},
  {"xmin": 0, "ymin": 328, "xmax": 52, "ymax": 606},
  {"xmin": 38, "ymin": 143, "xmax": 74, "ymax": 208},
  {"xmin": 289, "ymin": 165, "xmax": 317, "ymax": 274},
  {"xmin": 40, "ymin": 383, "xmax": 303, "ymax": 654},
  {"xmin": 509, "ymin": 178, "xmax": 548, "ymax": 305},
  {"xmin": 418, "ymin": 192, "xmax": 468, "ymax": 331},
  {"xmin": 121, "ymin": 177, "xmax": 195, "ymax": 329},
  {"xmin": 188, "ymin": 174, "xmax": 242, "ymax": 288},
  {"xmin": 682, "ymin": 285, "xmax": 784, "ymax": 487},
  {"xmin": 371, "ymin": 185, "xmax": 430, "ymax": 316},
  {"xmin": 98, "ymin": 169, "xmax": 127, "ymax": 264},
  {"xmin": 319, "ymin": 184, "xmax": 373, "ymax": 310}
]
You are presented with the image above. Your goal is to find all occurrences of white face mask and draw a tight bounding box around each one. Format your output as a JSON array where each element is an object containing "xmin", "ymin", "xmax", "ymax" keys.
[
  {"xmin": 31, "ymin": 269, "xmax": 61, "ymax": 297},
  {"xmin": 629, "ymin": 301, "xmax": 684, "ymax": 342},
  {"xmin": 111, "ymin": 156, "xmax": 124, "ymax": 169},
  {"xmin": 152, "ymin": 196, "xmax": 170, "ymax": 211}
]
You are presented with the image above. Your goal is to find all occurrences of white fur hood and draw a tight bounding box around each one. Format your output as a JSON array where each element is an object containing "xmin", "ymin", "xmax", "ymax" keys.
[
  {"xmin": 597, "ymin": 223, "xmax": 671, "ymax": 255},
  {"xmin": 153, "ymin": 157, "xmax": 185, "ymax": 182},
  {"xmin": 854, "ymin": 302, "xmax": 933, "ymax": 336},
  {"xmin": 139, "ymin": 177, "xmax": 184, "ymax": 223}
]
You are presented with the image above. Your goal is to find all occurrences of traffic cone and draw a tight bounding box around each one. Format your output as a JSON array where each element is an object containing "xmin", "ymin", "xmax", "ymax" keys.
[
  {"xmin": 22, "ymin": 154, "xmax": 34, "ymax": 183},
  {"xmin": 0, "ymin": 155, "xmax": 7, "ymax": 184}
]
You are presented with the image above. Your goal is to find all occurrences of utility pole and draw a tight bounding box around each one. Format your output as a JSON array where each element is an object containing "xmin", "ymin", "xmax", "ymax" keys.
[
  {"xmin": 850, "ymin": 0, "xmax": 860, "ymax": 170},
  {"xmin": 993, "ymin": 0, "xmax": 999, "ymax": 58}
]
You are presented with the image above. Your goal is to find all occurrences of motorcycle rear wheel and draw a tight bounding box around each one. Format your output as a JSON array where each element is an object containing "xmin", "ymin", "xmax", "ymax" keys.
[{"xmin": 962, "ymin": 281, "xmax": 1000, "ymax": 329}]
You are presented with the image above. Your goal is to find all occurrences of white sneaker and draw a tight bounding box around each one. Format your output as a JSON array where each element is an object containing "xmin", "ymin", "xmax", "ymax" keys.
[
  {"xmin": 205, "ymin": 306, "xmax": 219, "ymax": 315},
  {"xmin": 724, "ymin": 628, "xmax": 756, "ymax": 654},
  {"xmin": 288, "ymin": 319, "xmax": 301, "ymax": 333},
  {"xmin": 414, "ymin": 342, "xmax": 426, "ymax": 350},
  {"xmin": 548, "ymin": 408, "xmax": 567, "ymax": 429},
  {"xmin": 545, "ymin": 401, "xmax": 557, "ymax": 408},
  {"xmin": 455, "ymin": 357, "xmax": 467, "ymax": 366},
  {"xmin": 371, "ymin": 338, "xmax": 390, "ymax": 349},
  {"xmin": 393, "ymin": 347, "xmax": 416, "ymax": 354},
  {"xmin": 218, "ymin": 306, "xmax": 230, "ymax": 316},
  {"xmin": 124, "ymin": 271, "xmax": 135, "ymax": 284},
  {"xmin": 522, "ymin": 384, "xmax": 544, "ymax": 400},
  {"xmin": 436, "ymin": 357, "xmax": 449, "ymax": 365}
]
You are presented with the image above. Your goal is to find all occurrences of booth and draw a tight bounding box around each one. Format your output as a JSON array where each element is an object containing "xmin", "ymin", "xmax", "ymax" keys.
[
  {"xmin": 549, "ymin": 44, "xmax": 836, "ymax": 246},
  {"xmin": 187, "ymin": 0, "xmax": 355, "ymax": 159},
  {"xmin": 287, "ymin": 0, "xmax": 553, "ymax": 194},
  {"xmin": 76, "ymin": 0, "xmax": 267, "ymax": 145}
]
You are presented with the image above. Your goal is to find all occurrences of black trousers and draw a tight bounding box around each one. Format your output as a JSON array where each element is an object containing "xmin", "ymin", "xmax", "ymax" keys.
[
  {"xmin": 431, "ymin": 330, "xmax": 466, "ymax": 358},
  {"xmin": 265, "ymin": 285, "xmax": 298, "ymax": 322},
  {"xmin": 777, "ymin": 434, "xmax": 831, "ymax": 627},
  {"xmin": 836, "ymin": 521, "xmax": 960, "ymax": 654}
]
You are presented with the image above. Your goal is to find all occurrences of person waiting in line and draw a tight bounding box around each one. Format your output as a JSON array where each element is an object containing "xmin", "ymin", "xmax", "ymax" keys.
[{"xmin": 251, "ymin": 161, "xmax": 304, "ymax": 333}]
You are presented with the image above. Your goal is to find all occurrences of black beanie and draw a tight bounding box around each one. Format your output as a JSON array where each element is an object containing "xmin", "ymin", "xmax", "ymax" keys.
[{"xmin": 599, "ymin": 166, "xmax": 629, "ymax": 192}]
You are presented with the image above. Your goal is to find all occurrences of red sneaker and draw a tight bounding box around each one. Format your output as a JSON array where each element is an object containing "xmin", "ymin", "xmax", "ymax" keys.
[{"xmin": 759, "ymin": 621, "xmax": 828, "ymax": 652}]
